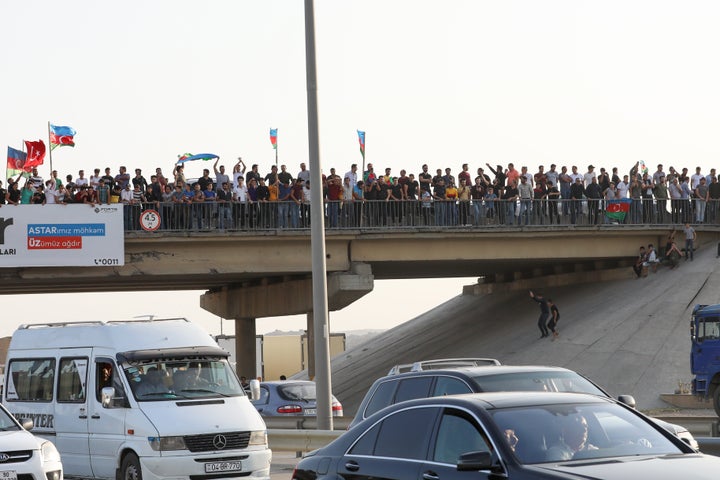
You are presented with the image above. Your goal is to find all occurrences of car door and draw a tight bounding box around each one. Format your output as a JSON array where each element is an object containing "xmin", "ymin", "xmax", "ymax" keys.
[
  {"xmin": 420, "ymin": 407, "xmax": 495, "ymax": 480},
  {"xmin": 339, "ymin": 406, "xmax": 439, "ymax": 480},
  {"xmin": 88, "ymin": 357, "xmax": 130, "ymax": 479},
  {"xmin": 54, "ymin": 351, "xmax": 93, "ymax": 477}
]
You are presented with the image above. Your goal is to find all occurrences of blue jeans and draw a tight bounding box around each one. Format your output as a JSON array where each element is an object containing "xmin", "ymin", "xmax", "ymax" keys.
[
  {"xmin": 519, "ymin": 199, "xmax": 531, "ymax": 225},
  {"xmin": 277, "ymin": 202, "xmax": 289, "ymax": 228},
  {"xmin": 289, "ymin": 202, "xmax": 300, "ymax": 228}
]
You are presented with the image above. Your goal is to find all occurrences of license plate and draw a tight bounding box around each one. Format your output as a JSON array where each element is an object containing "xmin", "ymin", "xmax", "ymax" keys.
[
  {"xmin": 204, "ymin": 462, "xmax": 242, "ymax": 473},
  {"xmin": 304, "ymin": 408, "xmax": 316, "ymax": 415},
  {"xmin": 0, "ymin": 471, "xmax": 17, "ymax": 480}
]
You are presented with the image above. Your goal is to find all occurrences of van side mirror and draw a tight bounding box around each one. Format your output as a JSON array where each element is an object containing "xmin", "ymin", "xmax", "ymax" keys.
[
  {"xmin": 617, "ymin": 394, "xmax": 636, "ymax": 409},
  {"xmin": 101, "ymin": 387, "xmax": 116, "ymax": 408},
  {"xmin": 249, "ymin": 379, "xmax": 260, "ymax": 400}
]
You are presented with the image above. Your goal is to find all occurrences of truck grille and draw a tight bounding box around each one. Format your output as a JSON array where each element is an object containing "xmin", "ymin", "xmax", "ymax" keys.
[{"xmin": 183, "ymin": 432, "xmax": 251, "ymax": 452}]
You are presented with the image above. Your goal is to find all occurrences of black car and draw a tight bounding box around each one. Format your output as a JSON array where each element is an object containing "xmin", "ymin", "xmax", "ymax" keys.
[
  {"xmin": 347, "ymin": 359, "xmax": 697, "ymax": 449},
  {"xmin": 294, "ymin": 392, "xmax": 718, "ymax": 480}
]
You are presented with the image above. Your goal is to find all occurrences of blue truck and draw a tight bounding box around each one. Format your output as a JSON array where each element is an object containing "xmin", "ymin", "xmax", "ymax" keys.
[{"xmin": 691, "ymin": 304, "xmax": 720, "ymax": 415}]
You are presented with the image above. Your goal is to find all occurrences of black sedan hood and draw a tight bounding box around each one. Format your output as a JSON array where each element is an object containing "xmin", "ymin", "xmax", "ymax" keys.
[{"xmin": 529, "ymin": 454, "xmax": 718, "ymax": 479}]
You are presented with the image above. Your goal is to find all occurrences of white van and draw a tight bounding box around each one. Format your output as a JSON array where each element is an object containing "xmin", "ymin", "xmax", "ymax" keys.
[{"xmin": 2, "ymin": 318, "xmax": 271, "ymax": 480}]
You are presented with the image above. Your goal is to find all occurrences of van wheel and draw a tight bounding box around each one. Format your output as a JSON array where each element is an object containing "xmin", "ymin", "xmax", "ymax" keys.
[
  {"xmin": 121, "ymin": 453, "xmax": 142, "ymax": 480},
  {"xmin": 714, "ymin": 388, "xmax": 720, "ymax": 417}
]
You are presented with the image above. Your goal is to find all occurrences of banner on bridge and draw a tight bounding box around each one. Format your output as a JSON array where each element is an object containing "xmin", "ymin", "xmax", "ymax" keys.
[{"xmin": 0, "ymin": 205, "xmax": 124, "ymax": 267}]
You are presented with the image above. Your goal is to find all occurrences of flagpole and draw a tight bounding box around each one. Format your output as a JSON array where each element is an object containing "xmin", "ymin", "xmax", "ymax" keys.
[
  {"xmin": 361, "ymin": 131, "xmax": 366, "ymax": 182},
  {"xmin": 275, "ymin": 136, "xmax": 278, "ymax": 168},
  {"xmin": 47, "ymin": 121, "xmax": 54, "ymax": 176}
]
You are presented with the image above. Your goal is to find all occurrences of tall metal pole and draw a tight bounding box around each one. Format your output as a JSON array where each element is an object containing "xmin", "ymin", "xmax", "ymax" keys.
[{"xmin": 304, "ymin": 0, "xmax": 333, "ymax": 430}]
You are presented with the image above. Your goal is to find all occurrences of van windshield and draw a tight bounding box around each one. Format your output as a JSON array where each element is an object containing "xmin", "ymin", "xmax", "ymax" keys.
[{"xmin": 123, "ymin": 358, "xmax": 245, "ymax": 401}]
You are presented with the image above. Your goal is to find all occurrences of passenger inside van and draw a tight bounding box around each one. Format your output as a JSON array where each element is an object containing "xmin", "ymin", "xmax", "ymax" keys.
[{"xmin": 135, "ymin": 367, "xmax": 170, "ymax": 396}]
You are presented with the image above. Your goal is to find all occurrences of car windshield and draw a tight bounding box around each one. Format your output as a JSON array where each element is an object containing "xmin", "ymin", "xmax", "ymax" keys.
[
  {"xmin": 123, "ymin": 357, "xmax": 245, "ymax": 401},
  {"xmin": 278, "ymin": 383, "xmax": 316, "ymax": 402},
  {"xmin": 471, "ymin": 371, "xmax": 606, "ymax": 395},
  {"xmin": 491, "ymin": 402, "xmax": 682, "ymax": 464}
]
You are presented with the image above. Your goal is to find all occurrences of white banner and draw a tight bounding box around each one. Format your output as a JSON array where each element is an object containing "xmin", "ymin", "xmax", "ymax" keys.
[{"xmin": 0, "ymin": 204, "xmax": 124, "ymax": 267}]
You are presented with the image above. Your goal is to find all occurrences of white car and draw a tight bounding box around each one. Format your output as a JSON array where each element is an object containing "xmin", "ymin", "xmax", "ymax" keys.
[{"xmin": 0, "ymin": 403, "xmax": 62, "ymax": 480}]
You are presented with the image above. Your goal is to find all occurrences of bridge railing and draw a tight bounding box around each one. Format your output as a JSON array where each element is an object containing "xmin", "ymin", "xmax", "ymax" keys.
[{"xmin": 122, "ymin": 198, "xmax": 719, "ymax": 232}]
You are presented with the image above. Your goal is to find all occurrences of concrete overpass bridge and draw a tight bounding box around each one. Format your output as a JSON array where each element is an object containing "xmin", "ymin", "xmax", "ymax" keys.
[{"xmin": 3, "ymin": 225, "xmax": 719, "ymax": 379}]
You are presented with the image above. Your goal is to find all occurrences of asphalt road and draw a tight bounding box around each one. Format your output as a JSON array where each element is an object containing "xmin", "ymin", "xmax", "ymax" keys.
[{"xmin": 271, "ymin": 452, "xmax": 301, "ymax": 480}]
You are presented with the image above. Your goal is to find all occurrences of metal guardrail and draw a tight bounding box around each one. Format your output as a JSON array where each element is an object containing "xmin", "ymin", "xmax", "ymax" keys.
[
  {"xmin": 264, "ymin": 416, "xmax": 351, "ymax": 430},
  {"xmin": 653, "ymin": 416, "xmax": 717, "ymax": 436},
  {"xmin": 118, "ymin": 198, "xmax": 720, "ymax": 233},
  {"xmin": 268, "ymin": 429, "xmax": 343, "ymax": 452}
]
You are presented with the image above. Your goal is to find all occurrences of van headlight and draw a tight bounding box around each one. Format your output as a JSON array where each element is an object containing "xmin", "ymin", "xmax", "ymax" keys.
[
  {"xmin": 148, "ymin": 436, "xmax": 187, "ymax": 451},
  {"xmin": 248, "ymin": 430, "xmax": 267, "ymax": 447},
  {"xmin": 41, "ymin": 441, "xmax": 61, "ymax": 463}
]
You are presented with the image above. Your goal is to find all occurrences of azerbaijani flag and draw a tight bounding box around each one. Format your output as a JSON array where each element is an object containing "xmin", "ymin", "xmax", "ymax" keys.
[
  {"xmin": 357, "ymin": 130, "xmax": 365, "ymax": 159},
  {"xmin": 24, "ymin": 140, "xmax": 46, "ymax": 168},
  {"xmin": 49, "ymin": 124, "xmax": 76, "ymax": 150},
  {"xmin": 269, "ymin": 128, "xmax": 278, "ymax": 150},
  {"xmin": 7, "ymin": 147, "xmax": 27, "ymax": 177},
  {"xmin": 175, "ymin": 153, "xmax": 219, "ymax": 164},
  {"xmin": 605, "ymin": 198, "xmax": 631, "ymax": 221}
]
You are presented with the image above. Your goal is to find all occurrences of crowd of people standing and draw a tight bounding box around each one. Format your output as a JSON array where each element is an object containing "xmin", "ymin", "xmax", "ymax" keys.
[{"xmin": 3, "ymin": 158, "xmax": 719, "ymax": 230}]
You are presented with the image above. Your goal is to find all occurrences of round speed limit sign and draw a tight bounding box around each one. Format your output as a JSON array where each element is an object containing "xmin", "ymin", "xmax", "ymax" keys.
[{"xmin": 139, "ymin": 209, "xmax": 161, "ymax": 231}]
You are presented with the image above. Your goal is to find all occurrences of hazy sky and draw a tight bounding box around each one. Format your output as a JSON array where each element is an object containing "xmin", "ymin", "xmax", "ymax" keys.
[{"xmin": 2, "ymin": 1, "xmax": 720, "ymax": 337}]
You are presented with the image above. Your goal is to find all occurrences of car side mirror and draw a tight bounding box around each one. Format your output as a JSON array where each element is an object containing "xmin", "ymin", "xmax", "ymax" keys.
[
  {"xmin": 101, "ymin": 387, "xmax": 116, "ymax": 408},
  {"xmin": 249, "ymin": 379, "xmax": 261, "ymax": 401},
  {"xmin": 457, "ymin": 451, "xmax": 493, "ymax": 471},
  {"xmin": 617, "ymin": 394, "xmax": 637, "ymax": 409},
  {"xmin": 21, "ymin": 419, "xmax": 33, "ymax": 431}
]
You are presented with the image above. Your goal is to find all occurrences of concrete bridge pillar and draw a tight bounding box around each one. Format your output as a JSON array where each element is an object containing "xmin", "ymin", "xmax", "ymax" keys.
[
  {"xmin": 234, "ymin": 317, "xmax": 257, "ymax": 380},
  {"xmin": 200, "ymin": 263, "xmax": 373, "ymax": 378}
]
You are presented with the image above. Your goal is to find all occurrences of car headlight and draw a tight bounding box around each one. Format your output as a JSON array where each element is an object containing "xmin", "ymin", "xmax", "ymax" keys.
[
  {"xmin": 41, "ymin": 441, "xmax": 61, "ymax": 463},
  {"xmin": 148, "ymin": 436, "xmax": 187, "ymax": 451},
  {"xmin": 248, "ymin": 430, "xmax": 267, "ymax": 447}
]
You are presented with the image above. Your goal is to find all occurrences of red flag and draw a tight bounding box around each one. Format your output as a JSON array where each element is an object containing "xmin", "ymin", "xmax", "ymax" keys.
[{"xmin": 23, "ymin": 140, "xmax": 46, "ymax": 170}]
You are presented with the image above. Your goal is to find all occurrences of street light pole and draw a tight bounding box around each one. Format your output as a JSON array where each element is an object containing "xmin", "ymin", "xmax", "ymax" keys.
[{"xmin": 304, "ymin": 0, "xmax": 333, "ymax": 430}]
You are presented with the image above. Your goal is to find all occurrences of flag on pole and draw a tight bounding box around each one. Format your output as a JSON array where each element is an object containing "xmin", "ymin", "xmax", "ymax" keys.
[
  {"xmin": 605, "ymin": 198, "xmax": 631, "ymax": 222},
  {"xmin": 357, "ymin": 130, "xmax": 365, "ymax": 159},
  {"xmin": 7, "ymin": 147, "xmax": 27, "ymax": 177},
  {"xmin": 269, "ymin": 128, "xmax": 278, "ymax": 150},
  {"xmin": 49, "ymin": 124, "xmax": 76, "ymax": 150},
  {"xmin": 24, "ymin": 140, "xmax": 46, "ymax": 168}
]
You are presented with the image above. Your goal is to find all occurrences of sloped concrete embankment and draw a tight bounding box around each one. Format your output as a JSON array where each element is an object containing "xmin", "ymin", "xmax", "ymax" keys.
[{"xmin": 330, "ymin": 245, "xmax": 720, "ymax": 414}]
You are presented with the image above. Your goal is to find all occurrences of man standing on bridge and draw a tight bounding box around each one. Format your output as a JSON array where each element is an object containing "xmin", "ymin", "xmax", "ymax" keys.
[{"xmin": 529, "ymin": 290, "xmax": 550, "ymax": 338}]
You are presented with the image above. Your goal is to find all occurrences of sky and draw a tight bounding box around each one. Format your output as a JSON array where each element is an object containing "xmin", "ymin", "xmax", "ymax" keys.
[{"xmin": 2, "ymin": 1, "xmax": 720, "ymax": 338}]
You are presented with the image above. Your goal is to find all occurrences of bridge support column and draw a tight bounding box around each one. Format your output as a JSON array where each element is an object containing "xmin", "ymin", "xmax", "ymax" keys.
[
  {"xmin": 200, "ymin": 263, "xmax": 373, "ymax": 377},
  {"xmin": 234, "ymin": 317, "xmax": 257, "ymax": 380}
]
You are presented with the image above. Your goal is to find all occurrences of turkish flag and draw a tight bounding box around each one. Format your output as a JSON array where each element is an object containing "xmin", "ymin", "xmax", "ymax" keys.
[{"xmin": 23, "ymin": 140, "xmax": 46, "ymax": 169}]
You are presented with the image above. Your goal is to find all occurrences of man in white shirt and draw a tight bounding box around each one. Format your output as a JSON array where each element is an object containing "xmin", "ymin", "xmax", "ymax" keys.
[
  {"xmin": 44, "ymin": 180, "xmax": 58, "ymax": 204},
  {"xmin": 583, "ymin": 165, "xmax": 597, "ymax": 187},
  {"xmin": 569, "ymin": 165, "xmax": 583, "ymax": 184},
  {"xmin": 616, "ymin": 175, "xmax": 630, "ymax": 198},
  {"xmin": 691, "ymin": 167, "xmax": 705, "ymax": 190},
  {"xmin": 344, "ymin": 164, "xmax": 358, "ymax": 186},
  {"xmin": 75, "ymin": 170, "xmax": 89, "ymax": 187},
  {"xmin": 89, "ymin": 168, "xmax": 102, "ymax": 190}
]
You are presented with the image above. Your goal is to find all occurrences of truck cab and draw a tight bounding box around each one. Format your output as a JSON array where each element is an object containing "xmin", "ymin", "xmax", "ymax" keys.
[{"xmin": 690, "ymin": 304, "xmax": 720, "ymax": 415}]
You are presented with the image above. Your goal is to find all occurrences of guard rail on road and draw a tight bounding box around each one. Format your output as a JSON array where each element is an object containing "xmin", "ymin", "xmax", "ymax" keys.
[
  {"xmin": 264, "ymin": 416, "xmax": 351, "ymax": 430},
  {"xmin": 268, "ymin": 429, "xmax": 343, "ymax": 452}
]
